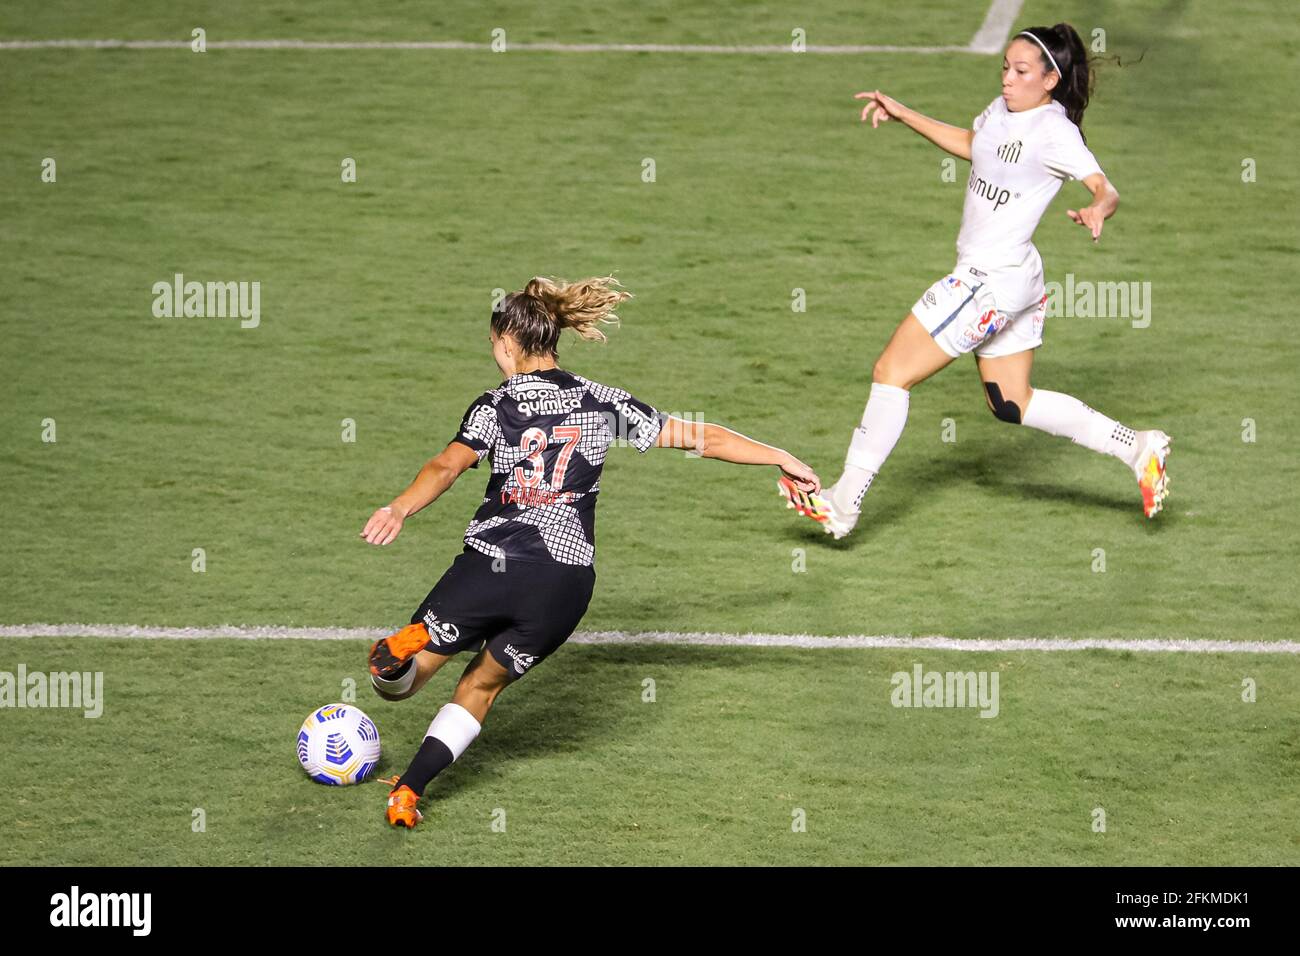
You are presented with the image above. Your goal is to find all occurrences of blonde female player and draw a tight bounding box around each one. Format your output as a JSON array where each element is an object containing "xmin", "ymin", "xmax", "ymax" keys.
[
  {"xmin": 780, "ymin": 22, "xmax": 1170, "ymax": 537},
  {"xmin": 359, "ymin": 276, "xmax": 820, "ymax": 827}
]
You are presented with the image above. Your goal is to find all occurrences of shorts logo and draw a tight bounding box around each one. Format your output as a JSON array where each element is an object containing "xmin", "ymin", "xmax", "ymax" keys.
[
  {"xmin": 503, "ymin": 642, "xmax": 537, "ymax": 675},
  {"xmin": 975, "ymin": 309, "xmax": 1000, "ymax": 335},
  {"xmin": 956, "ymin": 309, "xmax": 1009, "ymax": 352},
  {"xmin": 420, "ymin": 611, "xmax": 461, "ymax": 646},
  {"xmin": 924, "ymin": 290, "xmax": 937, "ymax": 306}
]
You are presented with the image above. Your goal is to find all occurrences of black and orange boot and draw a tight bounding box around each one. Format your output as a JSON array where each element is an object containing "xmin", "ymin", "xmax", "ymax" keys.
[
  {"xmin": 386, "ymin": 784, "xmax": 423, "ymax": 828},
  {"xmin": 369, "ymin": 623, "xmax": 430, "ymax": 679}
]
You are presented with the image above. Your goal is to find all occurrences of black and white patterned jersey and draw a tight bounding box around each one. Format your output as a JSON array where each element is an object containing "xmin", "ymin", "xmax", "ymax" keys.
[{"xmin": 450, "ymin": 367, "xmax": 665, "ymax": 566}]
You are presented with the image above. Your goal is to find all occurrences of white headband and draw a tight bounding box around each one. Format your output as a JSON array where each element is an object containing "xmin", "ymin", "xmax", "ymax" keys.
[{"xmin": 1016, "ymin": 30, "xmax": 1061, "ymax": 75}]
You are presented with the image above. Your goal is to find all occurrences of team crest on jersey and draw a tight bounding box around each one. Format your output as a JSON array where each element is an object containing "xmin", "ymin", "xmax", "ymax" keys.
[{"xmin": 997, "ymin": 139, "xmax": 1023, "ymax": 164}]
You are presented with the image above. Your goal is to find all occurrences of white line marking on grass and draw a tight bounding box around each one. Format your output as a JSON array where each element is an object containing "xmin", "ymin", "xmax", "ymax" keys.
[
  {"xmin": 969, "ymin": 0, "xmax": 1026, "ymax": 54},
  {"xmin": 0, "ymin": 2, "xmax": 1026, "ymax": 57},
  {"xmin": 0, "ymin": 39, "xmax": 975, "ymax": 54},
  {"xmin": 576, "ymin": 632, "xmax": 1300, "ymax": 654},
  {"xmin": 1, "ymin": 624, "xmax": 1296, "ymax": 654}
]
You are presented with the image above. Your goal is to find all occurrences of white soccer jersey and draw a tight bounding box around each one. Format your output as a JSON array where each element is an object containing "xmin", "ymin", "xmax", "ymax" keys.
[{"xmin": 954, "ymin": 96, "xmax": 1103, "ymax": 312}]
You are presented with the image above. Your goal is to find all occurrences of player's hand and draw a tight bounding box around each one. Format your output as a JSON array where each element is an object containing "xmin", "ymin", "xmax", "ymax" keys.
[
  {"xmin": 1067, "ymin": 205, "xmax": 1106, "ymax": 242},
  {"xmin": 779, "ymin": 456, "xmax": 821, "ymax": 495},
  {"xmin": 360, "ymin": 505, "xmax": 404, "ymax": 546},
  {"xmin": 855, "ymin": 90, "xmax": 904, "ymax": 128}
]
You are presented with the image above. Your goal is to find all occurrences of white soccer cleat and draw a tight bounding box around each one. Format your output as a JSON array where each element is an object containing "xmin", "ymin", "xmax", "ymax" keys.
[
  {"xmin": 778, "ymin": 477, "xmax": 859, "ymax": 540},
  {"xmin": 1132, "ymin": 430, "xmax": 1171, "ymax": 518},
  {"xmin": 816, "ymin": 489, "xmax": 860, "ymax": 540}
]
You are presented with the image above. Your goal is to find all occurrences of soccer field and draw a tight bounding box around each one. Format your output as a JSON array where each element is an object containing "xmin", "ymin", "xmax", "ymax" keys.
[{"xmin": 2, "ymin": 0, "xmax": 1297, "ymax": 866}]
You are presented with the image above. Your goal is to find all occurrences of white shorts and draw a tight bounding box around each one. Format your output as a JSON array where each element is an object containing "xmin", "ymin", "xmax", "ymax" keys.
[{"xmin": 911, "ymin": 265, "xmax": 1046, "ymax": 359}]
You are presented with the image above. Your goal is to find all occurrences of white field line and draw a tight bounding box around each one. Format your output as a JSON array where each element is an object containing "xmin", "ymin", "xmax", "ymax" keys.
[
  {"xmin": 1, "ymin": 624, "xmax": 1296, "ymax": 655},
  {"xmin": 0, "ymin": 1, "xmax": 1025, "ymax": 56},
  {"xmin": 0, "ymin": 39, "xmax": 974, "ymax": 54},
  {"xmin": 969, "ymin": 0, "xmax": 1026, "ymax": 54}
]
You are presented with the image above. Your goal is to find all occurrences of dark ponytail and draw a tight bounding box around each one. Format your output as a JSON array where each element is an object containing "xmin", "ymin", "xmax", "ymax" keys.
[{"xmin": 1019, "ymin": 22, "xmax": 1094, "ymax": 140}]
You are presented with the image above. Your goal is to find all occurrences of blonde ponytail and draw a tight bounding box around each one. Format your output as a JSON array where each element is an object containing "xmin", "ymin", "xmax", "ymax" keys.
[
  {"xmin": 493, "ymin": 275, "xmax": 631, "ymax": 356},
  {"xmin": 523, "ymin": 276, "xmax": 629, "ymax": 343}
]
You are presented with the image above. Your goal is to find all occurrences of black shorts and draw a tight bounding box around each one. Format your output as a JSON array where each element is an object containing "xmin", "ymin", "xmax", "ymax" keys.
[{"xmin": 409, "ymin": 548, "xmax": 596, "ymax": 680}]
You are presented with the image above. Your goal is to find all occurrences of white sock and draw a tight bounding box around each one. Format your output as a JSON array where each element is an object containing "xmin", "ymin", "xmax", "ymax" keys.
[
  {"xmin": 371, "ymin": 661, "xmax": 419, "ymax": 696},
  {"xmin": 1022, "ymin": 389, "xmax": 1141, "ymax": 467},
  {"xmin": 834, "ymin": 383, "xmax": 910, "ymax": 512},
  {"xmin": 427, "ymin": 703, "xmax": 481, "ymax": 761}
]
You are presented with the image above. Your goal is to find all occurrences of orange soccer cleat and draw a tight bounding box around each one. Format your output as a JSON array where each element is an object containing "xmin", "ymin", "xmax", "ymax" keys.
[
  {"xmin": 369, "ymin": 623, "xmax": 430, "ymax": 679},
  {"xmin": 777, "ymin": 476, "xmax": 858, "ymax": 540},
  {"xmin": 1132, "ymin": 430, "xmax": 1171, "ymax": 519},
  {"xmin": 778, "ymin": 475, "xmax": 828, "ymax": 523},
  {"xmin": 386, "ymin": 784, "xmax": 423, "ymax": 828}
]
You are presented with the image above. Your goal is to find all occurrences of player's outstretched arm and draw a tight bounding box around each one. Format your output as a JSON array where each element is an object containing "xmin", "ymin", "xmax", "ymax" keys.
[
  {"xmin": 655, "ymin": 416, "xmax": 820, "ymax": 493},
  {"xmin": 1066, "ymin": 172, "xmax": 1119, "ymax": 242},
  {"xmin": 360, "ymin": 441, "xmax": 480, "ymax": 546},
  {"xmin": 855, "ymin": 90, "xmax": 974, "ymax": 161}
]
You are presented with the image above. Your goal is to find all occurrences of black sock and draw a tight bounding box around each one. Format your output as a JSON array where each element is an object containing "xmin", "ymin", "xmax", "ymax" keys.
[{"xmin": 395, "ymin": 736, "xmax": 454, "ymax": 797}]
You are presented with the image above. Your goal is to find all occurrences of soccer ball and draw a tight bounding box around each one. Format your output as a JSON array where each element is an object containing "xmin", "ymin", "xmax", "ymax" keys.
[{"xmin": 296, "ymin": 704, "xmax": 382, "ymax": 785}]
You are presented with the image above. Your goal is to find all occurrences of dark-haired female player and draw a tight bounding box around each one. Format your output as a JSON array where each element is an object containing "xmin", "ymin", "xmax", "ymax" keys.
[
  {"xmin": 360, "ymin": 276, "xmax": 820, "ymax": 827},
  {"xmin": 780, "ymin": 23, "xmax": 1170, "ymax": 538}
]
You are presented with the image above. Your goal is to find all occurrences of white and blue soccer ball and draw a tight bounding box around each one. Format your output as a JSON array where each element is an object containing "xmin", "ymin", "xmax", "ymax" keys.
[{"xmin": 296, "ymin": 704, "xmax": 381, "ymax": 785}]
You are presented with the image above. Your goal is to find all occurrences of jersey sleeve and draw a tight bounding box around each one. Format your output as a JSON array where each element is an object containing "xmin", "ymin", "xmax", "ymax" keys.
[
  {"xmin": 972, "ymin": 97, "xmax": 1001, "ymax": 132},
  {"xmin": 1042, "ymin": 118, "xmax": 1104, "ymax": 182},
  {"xmin": 613, "ymin": 392, "xmax": 665, "ymax": 453},
  {"xmin": 450, "ymin": 393, "xmax": 500, "ymax": 466}
]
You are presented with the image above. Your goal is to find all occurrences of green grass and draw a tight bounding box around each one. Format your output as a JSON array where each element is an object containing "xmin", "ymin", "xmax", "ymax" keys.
[
  {"xmin": 0, "ymin": 0, "xmax": 988, "ymax": 47},
  {"xmin": 2, "ymin": 638, "xmax": 1296, "ymax": 866},
  {"xmin": 1, "ymin": 0, "xmax": 1298, "ymax": 864}
]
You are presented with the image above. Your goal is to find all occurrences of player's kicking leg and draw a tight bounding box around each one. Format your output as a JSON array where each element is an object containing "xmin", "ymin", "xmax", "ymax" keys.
[
  {"xmin": 369, "ymin": 623, "xmax": 453, "ymax": 700},
  {"xmin": 779, "ymin": 311, "xmax": 953, "ymax": 538},
  {"xmin": 977, "ymin": 350, "xmax": 1171, "ymax": 518},
  {"xmin": 386, "ymin": 650, "xmax": 510, "ymax": 828},
  {"xmin": 385, "ymin": 558, "xmax": 594, "ymax": 827}
]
